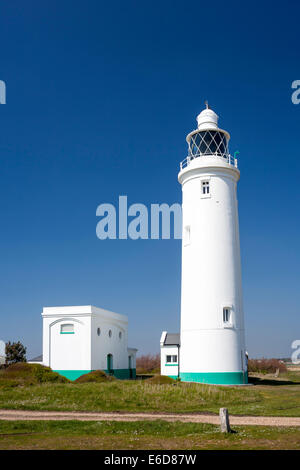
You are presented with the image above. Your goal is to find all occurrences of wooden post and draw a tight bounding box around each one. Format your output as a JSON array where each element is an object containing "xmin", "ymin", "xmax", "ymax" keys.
[{"xmin": 219, "ymin": 408, "xmax": 231, "ymax": 433}]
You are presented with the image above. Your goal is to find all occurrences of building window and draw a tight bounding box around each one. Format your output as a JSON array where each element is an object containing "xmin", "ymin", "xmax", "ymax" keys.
[
  {"xmin": 184, "ymin": 225, "xmax": 191, "ymax": 246},
  {"xmin": 223, "ymin": 307, "xmax": 231, "ymax": 324},
  {"xmin": 202, "ymin": 181, "xmax": 210, "ymax": 195},
  {"xmin": 166, "ymin": 355, "xmax": 178, "ymax": 363},
  {"xmin": 119, "ymin": 331, "xmax": 122, "ymax": 340},
  {"xmin": 97, "ymin": 327, "xmax": 101, "ymax": 336},
  {"xmin": 108, "ymin": 329, "xmax": 112, "ymax": 338},
  {"xmin": 60, "ymin": 324, "xmax": 74, "ymax": 334}
]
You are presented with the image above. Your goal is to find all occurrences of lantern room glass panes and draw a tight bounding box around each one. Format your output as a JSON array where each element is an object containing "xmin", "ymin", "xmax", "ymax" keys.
[{"xmin": 188, "ymin": 130, "xmax": 228, "ymax": 158}]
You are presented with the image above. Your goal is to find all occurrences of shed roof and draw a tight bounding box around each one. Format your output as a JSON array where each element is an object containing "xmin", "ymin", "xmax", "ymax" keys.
[{"xmin": 164, "ymin": 333, "xmax": 180, "ymax": 346}]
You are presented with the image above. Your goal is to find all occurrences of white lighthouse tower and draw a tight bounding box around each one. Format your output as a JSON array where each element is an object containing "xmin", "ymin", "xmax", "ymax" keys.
[{"xmin": 178, "ymin": 103, "xmax": 247, "ymax": 385}]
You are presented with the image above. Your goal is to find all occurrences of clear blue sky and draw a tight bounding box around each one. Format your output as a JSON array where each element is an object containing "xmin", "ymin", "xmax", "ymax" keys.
[{"xmin": 0, "ymin": 1, "xmax": 299, "ymax": 359}]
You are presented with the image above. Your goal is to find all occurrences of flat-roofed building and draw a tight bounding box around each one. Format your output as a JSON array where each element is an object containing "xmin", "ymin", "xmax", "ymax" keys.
[{"xmin": 42, "ymin": 305, "xmax": 137, "ymax": 381}]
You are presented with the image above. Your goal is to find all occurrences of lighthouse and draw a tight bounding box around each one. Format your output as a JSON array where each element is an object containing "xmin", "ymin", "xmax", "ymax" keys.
[{"xmin": 160, "ymin": 103, "xmax": 247, "ymax": 384}]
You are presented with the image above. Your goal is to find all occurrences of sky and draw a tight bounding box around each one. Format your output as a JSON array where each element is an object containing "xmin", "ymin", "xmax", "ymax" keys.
[{"xmin": 0, "ymin": 0, "xmax": 299, "ymax": 360}]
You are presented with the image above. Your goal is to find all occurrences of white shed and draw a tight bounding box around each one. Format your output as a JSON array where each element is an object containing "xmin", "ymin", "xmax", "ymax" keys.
[
  {"xmin": 42, "ymin": 305, "xmax": 137, "ymax": 381},
  {"xmin": 160, "ymin": 331, "xmax": 180, "ymax": 379}
]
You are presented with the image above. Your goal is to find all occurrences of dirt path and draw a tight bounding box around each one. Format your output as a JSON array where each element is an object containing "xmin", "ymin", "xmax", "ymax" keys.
[{"xmin": 0, "ymin": 410, "xmax": 300, "ymax": 427}]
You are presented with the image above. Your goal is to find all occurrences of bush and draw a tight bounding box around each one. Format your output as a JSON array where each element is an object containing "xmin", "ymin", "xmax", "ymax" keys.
[
  {"xmin": 136, "ymin": 354, "xmax": 160, "ymax": 374},
  {"xmin": 5, "ymin": 341, "xmax": 26, "ymax": 365},
  {"xmin": 74, "ymin": 370, "xmax": 115, "ymax": 383},
  {"xmin": 145, "ymin": 375, "xmax": 177, "ymax": 385},
  {"xmin": 248, "ymin": 358, "xmax": 287, "ymax": 375},
  {"xmin": 0, "ymin": 363, "xmax": 69, "ymax": 386}
]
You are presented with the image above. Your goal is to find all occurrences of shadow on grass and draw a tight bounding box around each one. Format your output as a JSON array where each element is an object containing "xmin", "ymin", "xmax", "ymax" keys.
[
  {"xmin": 249, "ymin": 376, "xmax": 300, "ymax": 386},
  {"xmin": 135, "ymin": 374, "xmax": 154, "ymax": 380}
]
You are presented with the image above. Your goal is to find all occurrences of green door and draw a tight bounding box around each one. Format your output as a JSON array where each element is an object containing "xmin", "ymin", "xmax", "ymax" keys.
[
  {"xmin": 128, "ymin": 356, "xmax": 133, "ymax": 379},
  {"xmin": 107, "ymin": 354, "xmax": 113, "ymax": 373}
]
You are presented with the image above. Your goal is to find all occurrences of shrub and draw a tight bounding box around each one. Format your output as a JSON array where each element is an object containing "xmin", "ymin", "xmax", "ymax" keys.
[
  {"xmin": 145, "ymin": 375, "xmax": 177, "ymax": 385},
  {"xmin": 32, "ymin": 365, "xmax": 70, "ymax": 383},
  {"xmin": 136, "ymin": 354, "xmax": 160, "ymax": 374},
  {"xmin": 248, "ymin": 358, "xmax": 287, "ymax": 375},
  {"xmin": 0, "ymin": 363, "xmax": 69, "ymax": 386},
  {"xmin": 74, "ymin": 370, "xmax": 115, "ymax": 383},
  {"xmin": 5, "ymin": 341, "xmax": 27, "ymax": 365}
]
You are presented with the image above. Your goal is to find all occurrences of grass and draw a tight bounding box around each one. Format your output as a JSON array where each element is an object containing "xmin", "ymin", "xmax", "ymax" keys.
[
  {"xmin": 74, "ymin": 370, "xmax": 115, "ymax": 383},
  {"xmin": 1, "ymin": 367, "xmax": 300, "ymax": 450},
  {"xmin": 0, "ymin": 363, "xmax": 69, "ymax": 386},
  {"xmin": 0, "ymin": 420, "xmax": 300, "ymax": 450},
  {"xmin": 0, "ymin": 380, "xmax": 261, "ymax": 414},
  {"xmin": 145, "ymin": 375, "xmax": 177, "ymax": 384},
  {"xmin": 1, "ymin": 364, "xmax": 300, "ymax": 417}
]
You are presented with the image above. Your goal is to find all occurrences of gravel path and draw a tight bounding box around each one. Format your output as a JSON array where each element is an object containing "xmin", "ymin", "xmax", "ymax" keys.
[{"xmin": 0, "ymin": 410, "xmax": 299, "ymax": 427}]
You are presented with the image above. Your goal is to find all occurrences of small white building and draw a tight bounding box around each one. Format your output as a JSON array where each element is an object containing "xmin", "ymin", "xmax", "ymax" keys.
[
  {"xmin": 160, "ymin": 331, "xmax": 180, "ymax": 379},
  {"xmin": 42, "ymin": 305, "xmax": 137, "ymax": 381}
]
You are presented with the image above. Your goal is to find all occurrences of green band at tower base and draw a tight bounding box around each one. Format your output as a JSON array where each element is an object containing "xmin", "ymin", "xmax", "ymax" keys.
[{"xmin": 180, "ymin": 371, "xmax": 248, "ymax": 385}]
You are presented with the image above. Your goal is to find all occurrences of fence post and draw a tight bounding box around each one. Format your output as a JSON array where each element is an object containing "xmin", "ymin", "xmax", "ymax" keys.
[{"xmin": 219, "ymin": 408, "xmax": 231, "ymax": 433}]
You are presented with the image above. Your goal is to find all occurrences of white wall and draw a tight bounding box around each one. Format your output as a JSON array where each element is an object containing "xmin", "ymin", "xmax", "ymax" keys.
[
  {"xmin": 42, "ymin": 306, "xmax": 92, "ymax": 371},
  {"xmin": 91, "ymin": 306, "xmax": 129, "ymax": 371},
  {"xmin": 127, "ymin": 348, "xmax": 137, "ymax": 369}
]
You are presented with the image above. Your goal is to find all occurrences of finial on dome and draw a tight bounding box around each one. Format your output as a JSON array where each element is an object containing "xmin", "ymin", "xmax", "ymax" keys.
[{"xmin": 204, "ymin": 100, "xmax": 210, "ymax": 109}]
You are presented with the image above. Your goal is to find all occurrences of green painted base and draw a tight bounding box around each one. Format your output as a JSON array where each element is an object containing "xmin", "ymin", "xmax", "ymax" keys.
[
  {"xmin": 104, "ymin": 369, "xmax": 136, "ymax": 380},
  {"xmin": 54, "ymin": 368, "xmax": 136, "ymax": 381},
  {"xmin": 167, "ymin": 375, "xmax": 179, "ymax": 380},
  {"xmin": 54, "ymin": 370, "xmax": 91, "ymax": 381},
  {"xmin": 180, "ymin": 371, "xmax": 248, "ymax": 385}
]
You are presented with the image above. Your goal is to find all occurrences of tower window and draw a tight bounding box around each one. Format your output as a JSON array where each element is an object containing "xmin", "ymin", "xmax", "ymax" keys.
[
  {"xmin": 183, "ymin": 225, "xmax": 191, "ymax": 246},
  {"xmin": 223, "ymin": 308, "xmax": 231, "ymax": 324},
  {"xmin": 202, "ymin": 181, "xmax": 210, "ymax": 195}
]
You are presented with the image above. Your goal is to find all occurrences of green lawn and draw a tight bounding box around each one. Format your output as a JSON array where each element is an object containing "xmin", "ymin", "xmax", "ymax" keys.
[
  {"xmin": 0, "ymin": 420, "xmax": 300, "ymax": 450},
  {"xmin": 0, "ymin": 371, "xmax": 300, "ymax": 417}
]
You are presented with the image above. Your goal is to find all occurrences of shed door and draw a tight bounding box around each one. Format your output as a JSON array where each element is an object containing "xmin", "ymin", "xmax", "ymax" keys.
[{"xmin": 107, "ymin": 354, "xmax": 113, "ymax": 372}]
